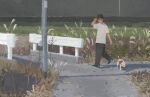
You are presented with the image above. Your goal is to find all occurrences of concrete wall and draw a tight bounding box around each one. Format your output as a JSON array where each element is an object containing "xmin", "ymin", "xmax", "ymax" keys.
[{"xmin": 0, "ymin": 0, "xmax": 150, "ymax": 17}]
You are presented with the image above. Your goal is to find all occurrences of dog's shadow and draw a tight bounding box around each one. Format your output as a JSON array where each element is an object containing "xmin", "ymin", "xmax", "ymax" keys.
[
  {"xmin": 125, "ymin": 63, "xmax": 150, "ymax": 72},
  {"xmin": 101, "ymin": 63, "xmax": 150, "ymax": 72}
]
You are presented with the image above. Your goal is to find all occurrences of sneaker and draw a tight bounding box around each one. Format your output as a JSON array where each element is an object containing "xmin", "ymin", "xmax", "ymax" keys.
[
  {"xmin": 108, "ymin": 58, "xmax": 113, "ymax": 64},
  {"xmin": 92, "ymin": 64, "xmax": 100, "ymax": 68}
]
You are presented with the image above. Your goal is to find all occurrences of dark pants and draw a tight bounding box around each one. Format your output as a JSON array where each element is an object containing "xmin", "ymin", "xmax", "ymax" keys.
[{"xmin": 95, "ymin": 43, "xmax": 111, "ymax": 65}]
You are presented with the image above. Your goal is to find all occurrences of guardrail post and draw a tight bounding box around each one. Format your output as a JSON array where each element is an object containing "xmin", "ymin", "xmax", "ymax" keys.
[
  {"xmin": 75, "ymin": 48, "xmax": 79, "ymax": 57},
  {"xmin": 33, "ymin": 44, "xmax": 37, "ymax": 51},
  {"xmin": 60, "ymin": 46, "xmax": 63, "ymax": 54},
  {"xmin": 7, "ymin": 46, "xmax": 12, "ymax": 60}
]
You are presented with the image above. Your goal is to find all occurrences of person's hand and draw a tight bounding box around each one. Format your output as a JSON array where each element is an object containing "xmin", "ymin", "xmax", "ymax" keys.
[
  {"xmin": 91, "ymin": 17, "xmax": 97, "ymax": 26},
  {"xmin": 106, "ymin": 34, "xmax": 113, "ymax": 45},
  {"xmin": 109, "ymin": 40, "xmax": 113, "ymax": 45}
]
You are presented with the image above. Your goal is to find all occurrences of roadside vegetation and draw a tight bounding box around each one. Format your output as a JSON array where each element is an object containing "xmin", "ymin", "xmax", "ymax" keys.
[
  {"xmin": 0, "ymin": 21, "xmax": 149, "ymax": 62},
  {"xmin": 0, "ymin": 20, "xmax": 149, "ymax": 96},
  {"xmin": 0, "ymin": 59, "xmax": 58, "ymax": 97},
  {"xmin": 132, "ymin": 71, "xmax": 150, "ymax": 97}
]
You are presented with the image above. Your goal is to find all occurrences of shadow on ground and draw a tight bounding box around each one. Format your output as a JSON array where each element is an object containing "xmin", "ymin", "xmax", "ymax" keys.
[{"xmin": 101, "ymin": 63, "xmax": 150, "ymax": 72}]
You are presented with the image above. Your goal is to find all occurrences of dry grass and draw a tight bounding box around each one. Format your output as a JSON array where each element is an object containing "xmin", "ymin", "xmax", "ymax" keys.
[
  {"xmin": 25, "ymin": 69, "xmax": 58, "ymax": 97},
  {"xmin": 13, "ymin": 35, "xmax": 30, "ymax": 55},
  {"xmin": 0, "ymin": 44, "xmax": 7, "ymax": 58},
  {"xmin": 0, "ymin": 59, "xmax": 59, "ymax": 97},
  {"xmin": 131, "ymin": 71, "xmax": 150, "ymax": 97}
]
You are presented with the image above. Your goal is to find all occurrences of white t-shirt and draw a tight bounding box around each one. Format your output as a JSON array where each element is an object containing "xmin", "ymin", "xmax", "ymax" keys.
[{"xmin": 93, "ymin": 23, "xmax": 109, "ymax": 44}]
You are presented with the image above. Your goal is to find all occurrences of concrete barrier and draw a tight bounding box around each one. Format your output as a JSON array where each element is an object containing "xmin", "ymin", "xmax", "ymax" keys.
[
  {"xmin": 29, "ymin": 33, "xmax": 84, "ymax": 57},
  {"xmin": 0, "ymin": 33, "xmax": 16, "ymax": 60}
]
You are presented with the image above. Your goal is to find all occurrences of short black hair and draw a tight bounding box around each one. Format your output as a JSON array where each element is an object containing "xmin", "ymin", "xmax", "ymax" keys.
[{"xmin": 97, "ymin": 14, "xmax": 104, "ymax": 19}]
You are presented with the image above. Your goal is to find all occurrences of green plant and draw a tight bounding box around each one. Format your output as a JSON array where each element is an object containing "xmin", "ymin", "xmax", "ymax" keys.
[
  {"xmin": 0, "ymin": 21, "xmax": 149, "ymax": 60},
  {"xmin": 3, "ymin": 18, "xmax": 17, "ymax": 33},
  {"xmin": 37, "ymin": 26, "xmax": 54, "ymax": 35}
]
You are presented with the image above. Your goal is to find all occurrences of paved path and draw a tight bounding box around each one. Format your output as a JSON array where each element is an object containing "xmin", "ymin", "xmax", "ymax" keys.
[
  {"xmin": 11, "ymin": 55, "xmax": 150, "ymax": 97},
  {"xmin": 54, "ymin": 63, "xmax": 150, "ymax": 97}
]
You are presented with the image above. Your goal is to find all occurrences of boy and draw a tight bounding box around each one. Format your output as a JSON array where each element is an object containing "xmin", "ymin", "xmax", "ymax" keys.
[{"xmin": 91, "ymin": 14, "xmax": 113, "ymax": 68}]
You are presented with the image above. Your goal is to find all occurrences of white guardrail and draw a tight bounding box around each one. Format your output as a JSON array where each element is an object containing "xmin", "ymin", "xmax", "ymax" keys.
[
  {"xmin": 29, "ymin": 33, "xmax": 84, "ymax": 57},
  {"xmin": 0, "ymin": 33, "xmax": 16, "ymax": 60}
]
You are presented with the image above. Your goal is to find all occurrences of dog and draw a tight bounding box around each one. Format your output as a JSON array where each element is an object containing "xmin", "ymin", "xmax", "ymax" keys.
[{"xmin": 117, "ymin": 56, "xmax": 127, "ymax": 70}]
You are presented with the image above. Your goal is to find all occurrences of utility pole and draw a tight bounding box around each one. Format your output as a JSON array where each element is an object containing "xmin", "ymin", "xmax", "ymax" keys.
[
  {"xmin": 119, "ymin": 0, "xmax": 121, "ymax": 16},
  {"xmin": 41, "ymin": 0, "xmax": 48, "ymax": 77}
]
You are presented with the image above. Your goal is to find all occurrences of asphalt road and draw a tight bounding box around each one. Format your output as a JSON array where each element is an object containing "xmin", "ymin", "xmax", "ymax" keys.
[
  {"xmin": 12, "ymin": 55, "xmax": 150, "ymax": 97},
  {"xmin": 53, "ymin": 63, "xmax": 150, "ymax": 97}
]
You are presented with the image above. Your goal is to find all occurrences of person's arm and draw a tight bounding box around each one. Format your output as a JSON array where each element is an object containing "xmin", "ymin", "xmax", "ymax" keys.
[
  {"xmin": 107, "ymin": 33, "xmax": 112, "ymax": 45},
  {"xmin": 91, "ymin": 18, "xmax": 97, "ymax": 26}
]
